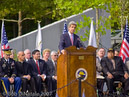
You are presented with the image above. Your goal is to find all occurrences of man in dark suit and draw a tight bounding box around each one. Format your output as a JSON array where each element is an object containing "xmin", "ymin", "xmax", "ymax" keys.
[
  {"xmin": 28, "ymin": 50, "xmax": 47, "ymax": 94},
  {"xmin": 101, "ymin": 48, "xmax": 129, "ymax": 96},
  {"xmin": 58, "ymin": 21, "xmax": 83, "ymax": 54},
  {"xmin": 15, "ymin": 51, "xmax": 35, "ymax": 93},
  {"xmin": 50, "ymin": 51, "xmax": 58, "ymax": 97},
  {"xmin": 48, "ymin": 50, "xmax": 58, "ymax": 79},
  {"xmin": 125, "ymin": 57, "xmax": 129, "ymax": 73},
  {"xmin": 0, "ymin": 49, "xmax": 21, "ymax": 97}
]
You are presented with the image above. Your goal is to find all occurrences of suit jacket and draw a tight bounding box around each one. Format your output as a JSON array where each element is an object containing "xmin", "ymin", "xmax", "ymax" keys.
[
  {"xmin": 28, "ymin": 59, "xmax": 47, "ymax": 77},
  {"xmin": 15, "ymin": 61, "xmax": 32, "ymax": 78},
  {"xmin": 46, "ymin": 60, "xmax": 56, "ymax": 76},
  {"xmin": 0, "ymin": 58, "xmax": 16, "ymax": 77},
  {"xmin": 101, "ymin": 56, "xmax": 128, "ymax": 76},
  {"xmin": 125, "ymin": 57, "xmax": 129, "ymax": 73},
  {"xmin": 58, "ymin": 33, "xmax": 83, "ymax": 51},
  {"xmin": 96, "ymin": 56, "xmax": 104, "ymax": 78}
]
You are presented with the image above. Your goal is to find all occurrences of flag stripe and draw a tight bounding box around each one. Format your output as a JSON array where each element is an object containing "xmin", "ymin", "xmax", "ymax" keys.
[
  {"xmin": 121, "ymin": 53, "xmax": 126, "ymax": 61},
  {"xmin": 123, "ymin": 39, "xmax": 129, "ymax": 50},
  {"xmin": 121, "ymin": 44, "xmax": 129, "ymax": 57},
  {"xmin": 119, "ymin": 18, "xmax": 129, "ymax": 62},
  {"xmin": 121, "ymin": 49, "xmax": 128, "ymax": 58},
  {"xmin": 1, "ymin": 21, "xmax": 10, "ymax": 57}
]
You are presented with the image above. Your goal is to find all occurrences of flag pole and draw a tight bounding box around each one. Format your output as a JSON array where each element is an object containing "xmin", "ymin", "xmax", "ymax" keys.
[
  {"xmin": 37, "ymin": 20, "xmax": 41, "ymax": 24},
  {"xmin": 1, "ymin": 20, "xmax": 4, "ymax": 57},
  {"xmin": 64, "ymin": 18, "xmax": 67, "ymax": 21},
  {"xmin": 1, "ymin": 20, "xmax": 3, "ymax": 44},
  {"xmin": 36, "ymin": 21, "xmax": 42, "ymax": 58},
  {"xmin": 78, "ymin": 76, "xmax": 81, "ymax": 97}
]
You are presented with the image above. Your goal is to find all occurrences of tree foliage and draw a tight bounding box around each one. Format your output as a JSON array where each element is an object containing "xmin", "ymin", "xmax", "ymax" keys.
[
  {"xmin": 53, "ymin": 0, "xmax": 112, "ymax": 19},
  {"xmin": 53, "ymin": 0, "xmax": 129, "ymax": 42},
  {"xmin": 0, "ymin": 0, "xmax": 129, "ymax": 40},
  {"xmin": 109, "ymin": 0, "xmax": 129, "ymax": 30},
  {"xmin": 0, "ymin": 0, "xmax": 54, "ymax": 19},
  {"xmin": 0, "ymin": 0, "xmax": 55, "ymax": 36},
  {"xmin": 53, "ymin": 0, "xmax": 112, "ymax": 42}
]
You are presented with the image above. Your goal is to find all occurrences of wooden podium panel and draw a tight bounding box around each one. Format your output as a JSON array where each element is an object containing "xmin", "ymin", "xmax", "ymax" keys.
[{"xmin": 57, "ymin": 46, "xmax": 97, "ymax": 97}]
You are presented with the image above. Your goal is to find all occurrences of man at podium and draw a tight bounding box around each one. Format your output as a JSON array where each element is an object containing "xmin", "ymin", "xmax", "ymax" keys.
[{"xmin": 58, "ymin": 21, "xmax": 83, "ymax": 54}]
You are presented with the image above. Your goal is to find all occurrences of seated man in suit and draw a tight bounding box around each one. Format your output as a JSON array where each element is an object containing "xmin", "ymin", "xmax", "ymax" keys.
[
  {"xmin": 0, "ymin": 49, "xmax": 21, "ymax": 97},
  {"xmin": 50, "ymin": 51, "xmax": 58, "ymax": 96},
  {"xmin": 101, "ymin": 48, "xmax": 129, "ymax": 96},
  {"xmin": 43, "ymin": 49, "xmax": 57, "ymax": 97},
  {"xmin": 50, "ymin": 51, "xmax": 58, "ymax": 81},
  {"xmin": 96, "ymin": 48, "xmax": 105, "ymax": 97},
  {"xmin": 125, "ymin": 57, "xmax": 129, "ymax": 73},
  {"xmin": 114, "ymin": 50, "xmax": 119, "ymax": 56},
  {"xmin": 28, "ymin": 50, "xmax": 47, "ymax": 94},
  {"xmin": 58, "ymin": 21, "xmax": 83, "ymax": 54},
  {"xmin": 15, "ymin": 51, "xmax": 35, "ymax": 93}
]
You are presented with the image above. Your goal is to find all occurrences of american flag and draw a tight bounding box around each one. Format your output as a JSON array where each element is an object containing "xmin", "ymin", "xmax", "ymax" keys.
[
  {"xmin": 62, "ymin": 20, "xmax": 68, "ymax": 34},
  {"xmin": 119, "ymin": 18, "xmax": 129, "ymax": 62},
  {"xmin": 1, "ymin": 21, "xmax": 10, "ymax": 57}
]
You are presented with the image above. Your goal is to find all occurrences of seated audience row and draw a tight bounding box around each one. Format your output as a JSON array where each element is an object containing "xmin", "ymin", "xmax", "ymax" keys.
[
  {"xmin": 96, "ymin": 48, "xmax": 129, "ymax": 97},
  {"xmin": 0, "ymin": 48, "xmax": 58, "ymax": 97}
]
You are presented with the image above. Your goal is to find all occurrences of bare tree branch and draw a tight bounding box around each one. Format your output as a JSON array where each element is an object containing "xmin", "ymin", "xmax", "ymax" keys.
[
  {"xmin": 21, "ymin": 18, "xmax": 35, "ymax": 22},
  {"xmin": 0, "ymin": 19, "xmax": 18, "ymax": 22},
  {"xmin": 45, "ymin": 11, "xmax": 53, "ymax": 16}
]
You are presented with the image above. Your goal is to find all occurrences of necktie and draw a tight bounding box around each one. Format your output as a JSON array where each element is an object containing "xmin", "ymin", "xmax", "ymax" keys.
[
  {"xmin": 111, "ymin": 59, "xmax": 115, "ymax": 69},
  {"xmin": 55, "ymin": 62, "xmax": 57, "ymax": 75},
  {"xmin": 36, "ymin": 61, "xmax": 41, "ymax": 74},
  {"xmin": 70, "ymin": 34, "xmax": 73, "ymax": 45}
]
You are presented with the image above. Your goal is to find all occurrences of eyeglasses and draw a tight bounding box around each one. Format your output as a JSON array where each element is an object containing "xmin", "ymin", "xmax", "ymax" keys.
[{"xmin": 54, "ymin": 55, "xmax": 58, "ymax": 57}]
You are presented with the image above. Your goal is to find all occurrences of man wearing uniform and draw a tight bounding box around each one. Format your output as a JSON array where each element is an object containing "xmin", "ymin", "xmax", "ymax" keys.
[{"xmin": 0, "ymin": 49, "xmax": 21, "ymax": 97}]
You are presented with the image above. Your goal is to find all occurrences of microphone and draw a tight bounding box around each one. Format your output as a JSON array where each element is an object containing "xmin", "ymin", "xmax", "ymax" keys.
[{"xmin": 77, "ymin": 38, "xmax": 86, "ymax": 49}]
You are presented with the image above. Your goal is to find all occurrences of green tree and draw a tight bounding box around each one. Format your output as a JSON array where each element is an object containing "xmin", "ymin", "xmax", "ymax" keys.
[
  {"xmin": 53, "ymin": 0, "xmax": 112, "ymax": 47},
  {"xmin": 53, "ymin": 0, "xmax": 129, "ymax": 47},
  {"xmin": 0, "ymin": 0, "xmax": 55, "ymax": 36},
  {"xmin": 109, "ymin": 0, "xmax": 129, "ymax": 39}
]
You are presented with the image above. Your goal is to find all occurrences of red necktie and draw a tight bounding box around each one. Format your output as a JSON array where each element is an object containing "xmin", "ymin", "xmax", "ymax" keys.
[
  {"xmin": 36, "ymin": 61, "xmax": 41, "ymax": 74},
  {"xmin": 70, "ymin": 34, "xmax": 73, "ymax": 45}
]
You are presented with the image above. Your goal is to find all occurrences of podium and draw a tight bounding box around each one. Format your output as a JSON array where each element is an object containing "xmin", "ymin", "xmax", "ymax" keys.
[{"xmin": 57, "ymin": 46, "xmax": 97, "ymax": 97}]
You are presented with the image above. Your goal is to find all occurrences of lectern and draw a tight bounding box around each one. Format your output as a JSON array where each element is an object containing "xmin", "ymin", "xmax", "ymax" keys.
[{"xmin": 57, "ymin": 46, "xmax": 97, "ymax": 97}]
